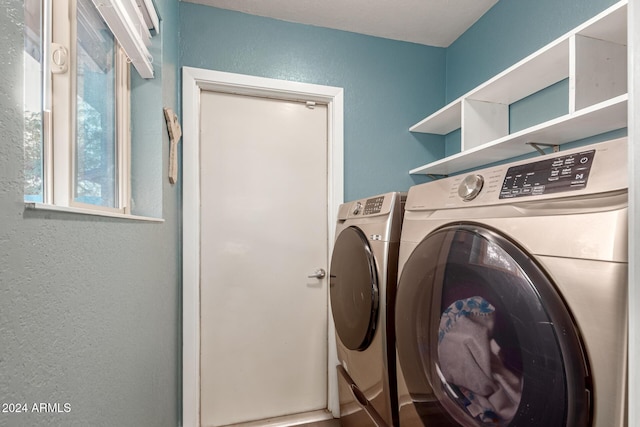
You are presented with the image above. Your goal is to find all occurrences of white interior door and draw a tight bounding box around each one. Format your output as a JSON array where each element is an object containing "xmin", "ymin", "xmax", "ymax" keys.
[{"xmin": 199, "ymin": 91, "xmax": 329, "ymax": 427}]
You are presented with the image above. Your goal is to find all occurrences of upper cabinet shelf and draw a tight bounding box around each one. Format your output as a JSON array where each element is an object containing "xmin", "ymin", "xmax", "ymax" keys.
[{"xmin": 410, "ymin": 0, "xmax": 628, "ymax": 176}]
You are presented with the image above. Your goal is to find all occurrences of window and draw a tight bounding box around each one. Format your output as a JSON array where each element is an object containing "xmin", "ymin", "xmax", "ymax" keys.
[
  {"xmin": 23, "ymin": 0, "xmax": 43, "ymax": 202},
  {"xmin": 24, "ymin": 0, "xmax": 157, "ymax": 216}
]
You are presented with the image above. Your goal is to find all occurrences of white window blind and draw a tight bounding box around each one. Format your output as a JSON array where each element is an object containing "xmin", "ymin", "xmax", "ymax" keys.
[
  {"xmin": 91, "ymin": 0, "xmax": 159, "ymax": 78},
  {"xmin": 136, "ymin": 0, "xmax": 160, "ymax": 32}
]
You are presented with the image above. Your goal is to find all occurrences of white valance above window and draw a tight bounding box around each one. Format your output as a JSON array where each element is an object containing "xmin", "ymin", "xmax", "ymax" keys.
[{"xmin": 92, "ymin": 0, "xmax": 159, "ymax": 78}]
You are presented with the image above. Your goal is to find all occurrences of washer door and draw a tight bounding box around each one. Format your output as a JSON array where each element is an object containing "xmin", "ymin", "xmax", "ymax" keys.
[
  {"xmin": 395, "ymin": 224, "xmax": 591, "ymax": 427},
  {"xmin": 330, "ymin": 226, "xmax": 379, "ymax": 351}
]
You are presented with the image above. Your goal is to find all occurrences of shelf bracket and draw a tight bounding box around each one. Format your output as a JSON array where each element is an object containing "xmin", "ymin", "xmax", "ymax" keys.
[
  {"xmin": 526, "ymin": 142, "xmax": 560, "ymax": 156},
  {"xmin": 427, "ymin": 174, "xmax": 448, "ymax": 180}
]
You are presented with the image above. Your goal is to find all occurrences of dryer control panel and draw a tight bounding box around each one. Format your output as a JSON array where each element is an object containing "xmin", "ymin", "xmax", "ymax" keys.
[{"xmin": 499, "ymin": 149, "xmax": 595, "ymax": 199}]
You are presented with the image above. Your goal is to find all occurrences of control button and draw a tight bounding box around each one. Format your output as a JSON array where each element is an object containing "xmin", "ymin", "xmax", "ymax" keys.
[
  {"xmin": 458, "ymin": 174, "xmax": 484, "ymax": 201},
  {"xmin": 352, "ymin": 202, "xmax": 362, "ymax": 215},
  {"xmin": 533, "ymin": 186, "xmax": 545, "ymax": 194},
  {"xmin": 363, "ymin": 196, "xmax": 384, "ymax": 215}
]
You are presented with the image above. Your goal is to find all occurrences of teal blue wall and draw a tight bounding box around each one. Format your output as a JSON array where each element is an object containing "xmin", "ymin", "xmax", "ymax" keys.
[
  {"xmin": 0, "ymin": 1, "xmax": 181, "ymax": 425},
  {"xmin": 179, "ymin": 3, "xmax": 447, "ymax": 201}
]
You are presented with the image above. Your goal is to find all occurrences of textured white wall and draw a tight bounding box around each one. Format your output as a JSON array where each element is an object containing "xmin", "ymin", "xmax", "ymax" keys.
[{"xmin": 0, "ymin": 1, "xmax": 182, "ymax": 426}]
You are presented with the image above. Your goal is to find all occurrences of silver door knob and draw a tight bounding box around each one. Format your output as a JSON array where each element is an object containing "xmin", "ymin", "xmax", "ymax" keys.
[{"xmin": 308, "ymin": 268, "xmax": 326, "ymax": 279}]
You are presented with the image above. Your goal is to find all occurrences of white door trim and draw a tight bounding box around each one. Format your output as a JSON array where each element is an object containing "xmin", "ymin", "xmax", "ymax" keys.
[{"xmin": 182, "ymin": 67, "xmax": 344, "ymax": 427}]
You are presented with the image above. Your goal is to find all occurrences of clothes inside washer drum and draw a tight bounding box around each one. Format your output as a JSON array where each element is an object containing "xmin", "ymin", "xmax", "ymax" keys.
[{"xmin": 438, "ymin": 296, "xmax": 523, "ymax": 425}]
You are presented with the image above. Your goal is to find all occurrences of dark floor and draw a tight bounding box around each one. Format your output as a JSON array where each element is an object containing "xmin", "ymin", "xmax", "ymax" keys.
[{"xmin": 299, "ymin": 419, "xmax": 341, "ymax": 427}]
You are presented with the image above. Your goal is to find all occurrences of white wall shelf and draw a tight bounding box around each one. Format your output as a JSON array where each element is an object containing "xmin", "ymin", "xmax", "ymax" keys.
[{"xmin": 410, "ymin": 0, "xmax": 628, "ymax": 176}]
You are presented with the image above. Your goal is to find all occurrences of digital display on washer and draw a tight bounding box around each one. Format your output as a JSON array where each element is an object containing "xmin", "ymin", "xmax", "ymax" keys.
[
  {"xmin": 499, "ymin": 149, "xmax": 595, "ymax": 199},
  {"xmin": 363, "ymin": 196, "xmax": 385, "ymax": 215}
]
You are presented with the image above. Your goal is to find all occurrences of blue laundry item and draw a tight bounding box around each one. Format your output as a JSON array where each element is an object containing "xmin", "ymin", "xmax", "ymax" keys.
[{"xmin": 438, "ymin": 296, "xmax": 522, "ymax": 426}]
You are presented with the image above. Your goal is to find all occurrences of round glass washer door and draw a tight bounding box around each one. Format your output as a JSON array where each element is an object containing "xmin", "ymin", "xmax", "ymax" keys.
[
  {"xmin": 395, "ymin": 223, "xmax": 591, "ymax": 427},
  {"xmin": 330, "ymin": 226, "xmax": 379, "ymax": 351}
]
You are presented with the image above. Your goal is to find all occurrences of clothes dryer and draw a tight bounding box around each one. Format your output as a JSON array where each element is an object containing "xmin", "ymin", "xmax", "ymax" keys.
[
  {"xmin": 395, "ymin": 138, "xmax": 627, "ymax": 427},
  {"xmin": 330, "ymin": 192, "xmax": 406, "ymax": 427}
]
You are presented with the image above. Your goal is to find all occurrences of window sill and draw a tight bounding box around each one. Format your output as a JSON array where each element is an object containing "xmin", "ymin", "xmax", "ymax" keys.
[{"xmin": 25, "ymin": 202, "xmax": 165, "ymax": 223}]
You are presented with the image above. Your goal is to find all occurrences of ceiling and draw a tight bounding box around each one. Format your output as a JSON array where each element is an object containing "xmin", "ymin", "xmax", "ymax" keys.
[{"xmin": 182, "ymin": 0, "xmax": 499, "ymax": 48}]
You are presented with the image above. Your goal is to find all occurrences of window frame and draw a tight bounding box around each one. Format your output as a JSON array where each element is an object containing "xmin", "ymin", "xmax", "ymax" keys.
[
  {"xmin": 24, "ymin": 0, "xmax": 142, "ymax": 219},
  {"xmin": 47, "ymin": 0, "xmax": 131, "ymax": 214}
]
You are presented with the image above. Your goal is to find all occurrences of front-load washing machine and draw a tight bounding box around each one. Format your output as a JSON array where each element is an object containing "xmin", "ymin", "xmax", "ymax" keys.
[
  {"xmin": 394, "ymin": 137, "xmax": 627, "ymax": 427},
  {"xmin": 330, "ymin": 192, "xmax": 406, "ymax": 427}
]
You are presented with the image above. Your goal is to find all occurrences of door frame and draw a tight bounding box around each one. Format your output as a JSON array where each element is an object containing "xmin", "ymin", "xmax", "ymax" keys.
[{"xmin": 182, "ymin": 67, "xmax": 344, "ymax": 427}]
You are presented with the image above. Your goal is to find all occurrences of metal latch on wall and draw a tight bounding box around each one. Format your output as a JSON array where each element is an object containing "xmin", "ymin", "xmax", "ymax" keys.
[{"xmin": 51, "ymin": 43, "xmax": 68, "ymax": 74}]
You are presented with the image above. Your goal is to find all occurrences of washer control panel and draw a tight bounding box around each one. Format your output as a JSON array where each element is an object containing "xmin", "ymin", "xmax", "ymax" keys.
[
  {"xmin": 339, "ymin": 192, "xmax": 407, "ymax": 221},
  {"xmin": 499, "ymin": 149, "xmax": 595, "ymax": 199},
  {"xmin": 406, "ymin": 138, "xmax": 627, "ymax": 211},
  {"xmin": 350, "ymin": 196, "xmax": 386, "ymax": 216},
  {"xmin": 362, "ymin": 196, "xmax": 385, "ymax": 215}
]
